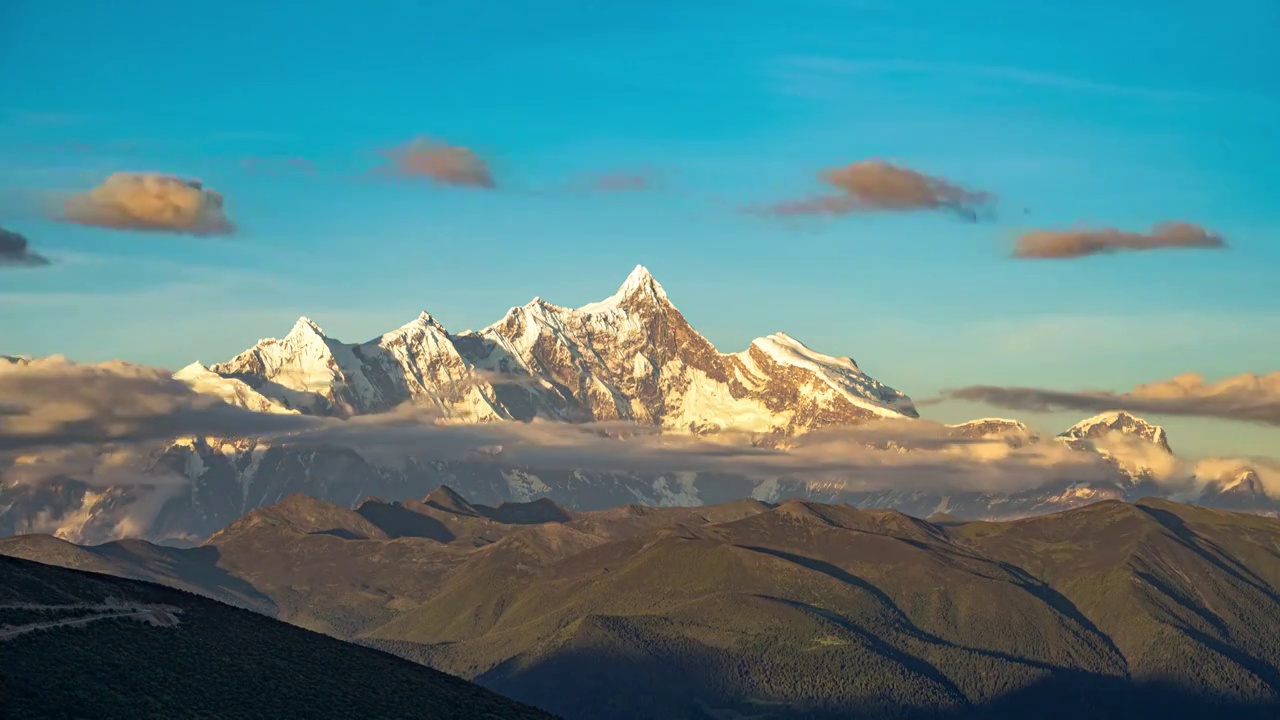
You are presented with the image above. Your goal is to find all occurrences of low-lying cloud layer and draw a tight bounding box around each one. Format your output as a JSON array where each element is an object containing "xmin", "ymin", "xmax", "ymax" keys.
[
  {"xmin": 280, "ymin": 408, "xmax": 1112, "ymax": 494},
  {"xmin": 1013, "ymin": 222, "xmax": 1226, "ymax": 259},
  {"xmin": 0, "ymin": 357, "xmax": 1117, "ymax": 495},
  {"xmin": 379, "ymin": 137, "xmax": 495, "ymax": 188},
  {"xmin": 756, "ymin": 160, "xmax": 995, "ymax": 221},
  {"xmin": 7, "ymin": 359, "xmax": 1278, "ymax": 515},
  {"xmin": 0, "ymin": 227, "xmax": 50, "ymax": 268},
  {"xmin": 0, "ymin": 358, "xmax": 315, "ymax": 452},
  {"xmin": 55, "ymin": 173, "xmax": 235, "ymax": 236},
  {"xmin": 946, "ymin": 370, "xmax": 1280, "ymax": 426}
]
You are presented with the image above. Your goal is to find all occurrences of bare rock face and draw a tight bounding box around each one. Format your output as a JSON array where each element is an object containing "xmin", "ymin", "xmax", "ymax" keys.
[{"xmin": 203, "ymin": 265, "xmax": 917, "ymax": 434}]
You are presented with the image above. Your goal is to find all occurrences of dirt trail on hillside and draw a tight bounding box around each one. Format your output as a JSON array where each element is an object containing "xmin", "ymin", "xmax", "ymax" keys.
[{"xmin": 0, "ymin": 602, "xmax": 182, "ymax": 641}]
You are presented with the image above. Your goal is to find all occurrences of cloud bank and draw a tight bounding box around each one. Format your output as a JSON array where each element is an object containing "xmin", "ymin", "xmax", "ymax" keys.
[
  {"xmin": 379, "ymin": 137, "xmax": 495, "ymax": 188},
  {"xmin": 8, "ymin": 359, "xmax": 1277, "ymax": 507},
  {"xmin": 0, "ymin": 357, "xmax": 1122, "ymax": 495},
  {"xmin": 56, "ymin": 173, "xmax": 235, "ymax": 235},
  {"xmin": 279, "ymin": 408, "xmax": 1113, "ymax": 494},
  {"xmin": 0, "ymin": 358, "xmax": 316, "ymax": 452},
  {"xmin": 1013, "ymin": 222, "xmax": 1226, "ymax": 259},
  {"xmin": 0, "ymin": 227, "xmax": 50, "ymax": 268},
  {"xmin": 945, "ymin": 370, "xmax": 1280, "ymax": 426},
  {"xmin": 756, "ymin": 160, "xmax": 994, "ymax": 221}
]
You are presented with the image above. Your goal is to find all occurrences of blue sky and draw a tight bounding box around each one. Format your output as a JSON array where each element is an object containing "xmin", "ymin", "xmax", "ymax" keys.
[{"xmin": 2, "ymin": 0, "xmax": 1278, "ymax": 457}]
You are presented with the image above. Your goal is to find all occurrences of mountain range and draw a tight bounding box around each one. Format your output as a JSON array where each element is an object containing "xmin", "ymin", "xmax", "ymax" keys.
[
  {"xmin": 6, "ymin": 492, "xmax": 1280, "ymax": 719},
  {"xmin": 0, "ymin": 267, "xmax": 1275, "ymax": 546},
  {"xmin": 191, "ymin": 265, "xmax": 917, "ymax": 429}
]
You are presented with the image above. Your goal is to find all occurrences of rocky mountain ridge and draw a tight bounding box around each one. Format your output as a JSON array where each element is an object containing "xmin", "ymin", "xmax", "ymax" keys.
[{"xmin": 201, "ymin": 265, "xmax": 918, "ymax": 434}]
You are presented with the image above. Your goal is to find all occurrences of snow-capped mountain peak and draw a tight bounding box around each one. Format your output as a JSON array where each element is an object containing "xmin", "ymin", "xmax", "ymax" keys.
[
  {"xmin": 1223, "ymin": 467, "xmax": 1265, "ymax": 495},
  {"xmin": 578, "ymin": 264, "xmax": 668, "ymax": 314},
  {"xmin": 619, "ymin": 263, "xmax": 666, "ymax": 297},
  {"xmin": 741, "ymin": 333, "xmax": 914, "ymax": 419},
  {"xmin": 1058, "ymin": 410, "xmax": 1171, "ymax": 453},
  {"xmin": 288, "ymin": 316, "xmax": 328, "ymax": 340},
  {"xmin": 411, "ymin": 310, "xmax": 442, "ymax": 327},
  {"xmin": 949, "ymin": 417, "xmax": 1027, "ymax": 430},
  {"xmin": 750, "ymin": 332, "xmax": 861, "ymax": 374},
  {"xmin": 1196, "ymin": 465, "xmax": 1272, "ymax": 511},
  {"xmin": 382, "ymin": 311, "xmax": 447, "ymax": 340},
  {"xmin": 172, "ymin": 360, "xmax": 211, "ymax": 379},
  {"xmin": 190, "ymin": 265, "xmax": 916, "ymax": 433},
  {"xmin": 174, "ymin": 362, "xmax": 298, "ymax": 415},
  {"xmin": 208, "ymin": 315, "xmax": 349, "ymax": 415},
  {"xmin": 947, "ymin": 418, "xmax": 1039, "ymax": 445}
]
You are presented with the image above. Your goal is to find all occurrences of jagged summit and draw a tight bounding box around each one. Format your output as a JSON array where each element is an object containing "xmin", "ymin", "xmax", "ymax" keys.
[
  {"xmin": 1059, "ymin": 410, "xmax": 1171, "ymax": 453},
  {"xmin": 174, "ymin": 360, "xmax": 210, "ymax": 377},
  {"xmin": 617, "ymin": 264, "xmax": 663, "ymax": 297},
  {"xmin": 1223, "ymin": 468, "xmax": 1266, "ymax": 495},
  {"xmin": 174, "ymin": 360, "xmax": 298, "ymax": 415},
  {"xmin": 379, "ymin": 311, "xmax": 448, "ymax": 343},
  {"xmin": 192, "ymin": 265, "xmax": 916, "ymax": 433},
  {"xmin": 406, "ymin": 310, "xmax": 441, "ymax": 328},
  {"xmin": 289, "ymin": 316, "xmax": 328, "ymax": 339},
  {"xmin": 578, "ymin": 264, "xmax": 669, "ymax": 314},
  {"xmin": 1197, "ymin": 466, "xmax": 1272, "ymax": 511}
]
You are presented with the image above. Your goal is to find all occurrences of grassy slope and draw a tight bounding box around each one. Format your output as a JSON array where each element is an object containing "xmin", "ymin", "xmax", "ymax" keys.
[
  {"xmin": 7, "ymin": 492, "xmax": 1280, "ymax": 719},
  {"xmin": 365, "ymin": 499, "xmax": 1280, "ymax": 719}
]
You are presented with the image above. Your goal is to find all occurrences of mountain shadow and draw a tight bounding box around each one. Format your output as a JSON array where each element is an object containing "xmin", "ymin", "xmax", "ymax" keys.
[
  {"xmin": 357, "ymin": 500, "xmax": 457, "ymax": 542},
  {"xmin": 0, "ymin": 555, "xmax": 555, "ymax": 719}
]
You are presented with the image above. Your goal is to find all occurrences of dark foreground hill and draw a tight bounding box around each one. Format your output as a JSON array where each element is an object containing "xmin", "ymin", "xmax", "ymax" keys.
[
  {"xmin": 6, "ymin": 491, "xmax": 1280, "ymax": 719},
  {"xmin": 0, "ymin": 554, "xmax": 555, "ymax": 720}
]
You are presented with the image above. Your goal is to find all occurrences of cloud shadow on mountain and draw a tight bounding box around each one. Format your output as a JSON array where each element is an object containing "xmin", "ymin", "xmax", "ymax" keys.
[
  {"xmin": 356, "ymin": 501, "xmax": 457, "ymax": 542},
  {"xmin": 477, "ymin": 643, "xmax": 1280, "ymax": 720}
]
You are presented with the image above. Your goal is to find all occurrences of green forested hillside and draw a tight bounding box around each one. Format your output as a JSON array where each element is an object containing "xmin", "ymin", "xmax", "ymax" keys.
[{"xmin": 6, "ymin": 492, "xmax": 1280, "ymax": 719}]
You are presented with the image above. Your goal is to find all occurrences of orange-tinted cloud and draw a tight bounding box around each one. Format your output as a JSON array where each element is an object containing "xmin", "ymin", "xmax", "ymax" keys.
[
  {"xmin": 944, "ymin": 370, "xmax": 1280, "ymax": 426},
  {"xmin": 756, "ymin": 160, "xmax": 994, "ymax": 221},
  {"xmin": 379, "ymin": 137, "xmax": 495, "ymax": 189},
  {"xmin": 0, "ymin": 226, "xmax": 50, "ymax": 268},
  {"xmin": 55, "ymin": 173, "xmax": 235, "ymax": 236},
  {"xmin": 1013, "ymin": 222, "xmax": 1226, "ymax": 259}
]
